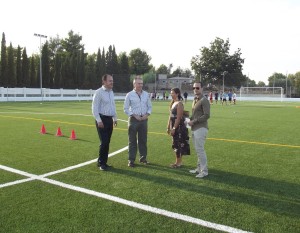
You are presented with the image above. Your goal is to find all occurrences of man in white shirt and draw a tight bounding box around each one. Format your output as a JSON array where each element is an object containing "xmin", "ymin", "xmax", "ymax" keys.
[
  {"xmin": 124, "ymin": 76, "xmax": 152, "ymax": 167},
  {"xmin": 92, "ymin": 74, "xmax": 117, "ymax": 171}
]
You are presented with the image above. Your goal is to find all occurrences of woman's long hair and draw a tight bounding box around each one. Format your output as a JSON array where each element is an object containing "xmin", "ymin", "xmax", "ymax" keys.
[{"xmin": 169, "ymin": 88, "xmax": 183, "ymax": 109}]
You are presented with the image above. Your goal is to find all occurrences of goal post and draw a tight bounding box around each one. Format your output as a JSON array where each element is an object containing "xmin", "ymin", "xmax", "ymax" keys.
[{"xmin": 239, "ymin": 87, "xmax": 284, "ymax": 102}]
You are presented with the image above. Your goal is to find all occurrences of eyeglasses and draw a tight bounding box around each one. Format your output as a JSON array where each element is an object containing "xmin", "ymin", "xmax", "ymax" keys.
[{"xmin": 193, "ymin": 87, "xmax": 200, "ymax": 90}]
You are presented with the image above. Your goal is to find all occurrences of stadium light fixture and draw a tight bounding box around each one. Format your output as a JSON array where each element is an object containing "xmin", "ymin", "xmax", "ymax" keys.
[{"xmin": 34, "ymin": 33, "xmax": 47, "ymax": 100}]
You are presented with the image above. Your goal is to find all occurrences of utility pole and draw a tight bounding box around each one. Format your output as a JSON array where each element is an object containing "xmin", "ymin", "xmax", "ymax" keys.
[
  {"xmin": 34, "ymin": 33, "xmax": 47, "ymax": 100},
  {"xmin": 286, "ymin": 71, "xmax": 288, "ymax": 97}
]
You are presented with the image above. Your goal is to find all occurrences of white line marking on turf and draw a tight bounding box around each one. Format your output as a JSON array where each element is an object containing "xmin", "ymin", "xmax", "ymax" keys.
[
  {"xmin": 0, "ymin": 177, "xmax": 35, "ymax": 188},
  {"xmin": 0, "ymin": 146, "xmax": 128, "ymax": 187},
  {"xmin": 0, "ymin": 164, "xmax": 252, "ymax": 233},
  {"xmin": 41, "ymin": 146, "xmax": 128, "ymax": 177}
]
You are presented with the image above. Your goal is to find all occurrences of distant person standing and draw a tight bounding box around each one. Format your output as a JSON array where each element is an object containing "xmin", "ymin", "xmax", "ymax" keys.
[
  {"xmin": 209, "ymin": 91, "xmax": 213, "ymax": 104},
  {"xmin": 124, "ymin": 76, "xmax": 152, "ymax": 167},
  {"xmin": 233, "ymin": 91, "xmax": 237, "ymax": 104},
  {"xmin": 156, "ymin": 92, "xmax": 160, "ymax": 100},
  {"xmin": 214, "ymin": 91, "xmax": 219, "ymax": 104},
  {"xmin": 188, "ymin": 82, "xmax": 210, "ymax": 178},
  {"xmin": 183, "ymin": 91, "xmax": 188, "ymax": 103},
  {"xmin": 222, "ymin": 91, "xmax": 228, "ymax": 106},
  {"xmin": 165, "ymin": 91, "xmax": 169, "ymax": 100},
  {"xmin": 92, "ymin": 74, "xmax": 117, "ymax": 171},
  {"xmin": 228, "ymin": 90, "xmax": 233, "ymax": 105}
]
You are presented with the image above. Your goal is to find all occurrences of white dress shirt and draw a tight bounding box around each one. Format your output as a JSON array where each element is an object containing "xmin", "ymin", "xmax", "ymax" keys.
[
  {"xmin": 92, "ymin": 86, "xmax": 117, "ymax": 123},
  {"xmin": 124, "ymin": 90, "xmax": 152, "ymax": 117}
]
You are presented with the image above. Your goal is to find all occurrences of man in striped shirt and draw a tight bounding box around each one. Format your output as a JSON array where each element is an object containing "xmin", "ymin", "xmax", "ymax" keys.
[
  {"xmin": 124, "ymin": 76, "xmax": 152, "ymax": 167},
  {"xmin": 92, "ymin": 74, "xmax": 117, "ymax": 171}
]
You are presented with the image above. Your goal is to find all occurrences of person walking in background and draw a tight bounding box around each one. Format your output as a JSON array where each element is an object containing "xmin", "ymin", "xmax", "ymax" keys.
[
  {"xmin": 209, "ymin": 91, "xmax": 213, "ymax": 104},
  {"xmin": 233, "ymin": 91, "xmax": 237, "ymax": 104},
  {"xmin": 183, "ymin": 91, "xmax": 188, "ymax": 103},
  {"xmin": 222, "ymin": 91, "xmax": 228, "ymax": 105},
  {"xmin": 124, "ymin": 76, "xmax": 152, "ymax": 167},
  {"xmin": 92, "ymin": 74, "xmax": 117, "ymax": 171},
  {"xmin": 228, "ymin": 90, "xmax": 233, "ymax": 105},
  {"xmin": 167, "ymin": 88, "xmax": 190, "ymax": 168},
  {"xmin": 188, "ymin": 82, "xmax": 210, "ymax": 178},
  {"xmin": 156, "ymin": 92, "xmax": 160, "ymax": 100},
  {"xmin": 165, "ymin": 90, "xmax": 169, "ymax": 100},
  {"xmin": 214, "ymin": 91, "xmax": 219, "ymax": 104}
]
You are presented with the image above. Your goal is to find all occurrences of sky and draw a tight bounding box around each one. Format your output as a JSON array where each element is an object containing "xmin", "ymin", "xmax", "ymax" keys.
[{"xmin": 1, "ymin": 0, "xmax": 299, "ymax": 84}]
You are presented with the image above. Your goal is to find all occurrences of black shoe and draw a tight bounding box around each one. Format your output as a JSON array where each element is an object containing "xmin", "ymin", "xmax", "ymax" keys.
[
  {"xmin": 139, "ymin": 158, "xmax": 149, "ymax": 164},
  {"xmin": 105, "ymin": 164, "xmax": 112, "ymax": 168},
  {"xmin": 99, "ymin": 165, "xmax": 107, "ymax": 171},
  {"xmin": 128, "ymin": 162, "xmax": 135, "ymax": 167}
]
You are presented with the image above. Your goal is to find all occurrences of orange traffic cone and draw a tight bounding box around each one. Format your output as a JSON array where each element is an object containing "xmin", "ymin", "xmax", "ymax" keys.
[
  {"xmin": 40, "ymin": 124, "xmax": 46, "ymax": 134},
  {"xmin": 56, "ymin": 127, "xmax": 63, "ymax": 137},
  {"xmin": 69, "ymin": 129, "xmax": 77, "ymax": 140}
]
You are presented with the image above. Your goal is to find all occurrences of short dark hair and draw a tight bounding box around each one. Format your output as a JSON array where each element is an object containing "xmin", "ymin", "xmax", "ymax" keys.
[
  {"xmin": 194, "ymin": 81, "xmax": 203, "ymax": 88},
  {"xmin": 102, "ymin": 74, "xmax": 112, "ymax": 82}
]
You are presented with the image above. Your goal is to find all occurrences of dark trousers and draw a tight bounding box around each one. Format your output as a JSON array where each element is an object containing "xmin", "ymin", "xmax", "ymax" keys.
[{"xmin": 96, "ymin": 115, "xmax": 113, "ymax": 166}]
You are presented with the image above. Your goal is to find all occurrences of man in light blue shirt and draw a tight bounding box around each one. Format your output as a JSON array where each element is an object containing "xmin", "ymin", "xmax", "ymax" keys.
[
  {"xmin": 124, "ymin": 76, "xmax": 152, "ymax": 167},
  {"xmin": 92, "ymin": 74, "xmax": 117, "ymax": 171}
]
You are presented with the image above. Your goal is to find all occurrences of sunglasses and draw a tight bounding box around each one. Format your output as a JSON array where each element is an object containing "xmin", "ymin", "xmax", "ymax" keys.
[{"xmin": 193, "ymin": 87, "xmax": 200, "ymax": 90}]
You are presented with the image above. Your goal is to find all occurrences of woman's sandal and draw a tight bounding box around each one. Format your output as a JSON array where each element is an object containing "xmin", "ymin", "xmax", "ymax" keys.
[{"xmin": 170, "ymin": 163, "xmax": 182, "ymax": 168}]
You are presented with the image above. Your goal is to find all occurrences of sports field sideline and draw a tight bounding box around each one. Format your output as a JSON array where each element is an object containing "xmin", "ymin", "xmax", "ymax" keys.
[{"xmin": 0, "ymin": 101, "xmax": 299, "ymax": 233}]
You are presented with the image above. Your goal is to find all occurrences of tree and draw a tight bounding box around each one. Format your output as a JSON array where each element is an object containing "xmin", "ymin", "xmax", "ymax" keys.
[
  {"xmin": 101, "ymin": 48, "xmax": 106, "ymax": 76},
  {"xmin": 48, "ymin": 35, "xmax": 63, "ymax": 88},
  {"xmin": 95, "ymin": 48, "xmax": 102, "ymax": 81},
  {"xmin": 289, "ymin": 72, "xmax": 300, "ymax": 96},
  {"xmin": 61, "ymin": 30, "xmax": 84, "ymax": 53},
  {"xmin": 7, "ymin": 43, "xmax": 15, "ymax": 87},
  {"xmin": 170, "ymin": 67, "xmax": 192, "ymax": 77},
  {"xmin": 106, "ymin": 45, "xmax": 119, "ymax": 75},
  {"xmin": 0, "ymin": 32, "xmax": 7, "ymax": 87},
  {"xmin": 21, "ymin": 48, "xmax": 29, "ymax": 87},
  {"xmin": 85, "ymin": 53, "xmax": 96, "ymax": 89},
  {"xmin": 29, "ymin": 56, "xmax": 36, "ymax": 87},
  {"xmin": 41, "ymin": 42, "xmax": 50, "ymax": 88},
  {"xmin": 16, "ymin": 46, "xmax": 22, "ymax": 87},
  {"xmin": 53, "ymin": 53, "xmax": 62, "ymax": 88},
  {"xmin": 60, "ymin": 30, "xmax": 85, "ymax": 88},
  {"xmin": 257, "ymin": 81, "xmax": 266, "ymax": 87},
  {"xmin": 129, "ymin": 48, "xmax": 152, "ymax": 75},
  {"xmin": 118, "ymin": 52, "xmax": 131, "ymax": 92},
  {"xmin": 191, "ymin": 37, "xmax": 245, "ymax": 87},
  {"xmin": 268, "ymin": 73, "xmax": 290, "ymax": 90},
  {"xmin": 156, "ymin": 64, "xmax": 168, "ymax": 75}
]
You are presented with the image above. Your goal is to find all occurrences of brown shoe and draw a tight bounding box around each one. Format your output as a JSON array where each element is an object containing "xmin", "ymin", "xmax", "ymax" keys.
[{"xmin": 170, "ymin": 163, "xmax": 181, "ymax": 168}]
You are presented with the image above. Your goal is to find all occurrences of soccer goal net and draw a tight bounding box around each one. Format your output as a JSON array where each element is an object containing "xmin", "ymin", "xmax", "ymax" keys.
[{"xmin": 239, "ymin": 87, "xmax": 284, "ymax": 101}]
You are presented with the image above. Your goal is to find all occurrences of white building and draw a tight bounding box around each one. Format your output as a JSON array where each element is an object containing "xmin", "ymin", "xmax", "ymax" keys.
[{"xmin": 157, "ymin": 75, "xmax": 194, "ymax": 90}]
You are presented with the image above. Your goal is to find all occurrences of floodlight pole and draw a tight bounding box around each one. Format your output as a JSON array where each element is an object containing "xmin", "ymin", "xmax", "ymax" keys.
[
  {"xmin": 34, "ymin": 33, "xmax": 47, "ymax": 100},
  {"xmin": 286, "ymin": 71, "xmax": 288, "ymax": 97},
  {"xmin": 222, "ymin": 71, "xmax": 228, "ymax": 93},
  {"xmin": 273, "ymin": 74, "xmax": 276, "ymax": 94}
]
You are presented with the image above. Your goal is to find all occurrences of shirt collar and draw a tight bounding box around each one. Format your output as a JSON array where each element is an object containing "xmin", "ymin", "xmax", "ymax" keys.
[
  {"xmin": 194, "ymin": 94, "xmax": 203, "ymax": 101},
  {"xmin": 102, "ymin": 85, "xmax": 111, "ymax": 91}
]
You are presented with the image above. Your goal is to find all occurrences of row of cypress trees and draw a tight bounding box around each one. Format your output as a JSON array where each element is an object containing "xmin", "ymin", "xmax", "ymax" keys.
[{"xmin": 0, "ymin": 31, "xmax": 154, "ymax": 92}]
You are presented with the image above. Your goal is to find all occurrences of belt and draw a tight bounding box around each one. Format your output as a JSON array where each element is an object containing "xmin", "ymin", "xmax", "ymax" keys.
[{"xmin": 100, "ymin": 114, "xmax": 113, "ymax": 118}]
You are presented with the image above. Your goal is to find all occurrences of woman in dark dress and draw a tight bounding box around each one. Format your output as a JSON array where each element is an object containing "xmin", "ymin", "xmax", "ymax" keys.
[{"xmin": 167, "ymin": 88, "xmax": 190, "ymax": 168}]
